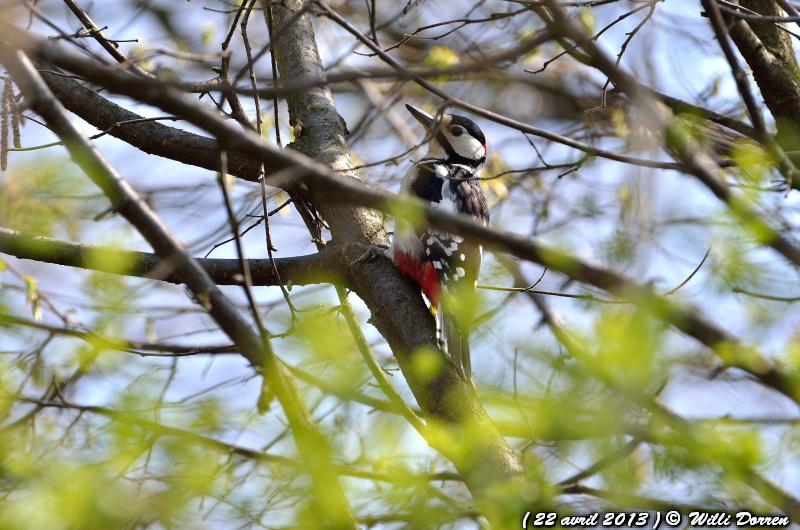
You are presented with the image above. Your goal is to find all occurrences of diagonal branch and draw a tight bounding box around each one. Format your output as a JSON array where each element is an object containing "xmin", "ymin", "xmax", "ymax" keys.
[
  {"xmin": 40, "ymin": 70, "xmax": 267, "ymax": 182},
  {"xmin": 39, "ymin": 56, "xmax": 756, "ymax": 173},
  {"xmin": 61, "ymin": 0, "xmax": 151, "ymax": 77}
]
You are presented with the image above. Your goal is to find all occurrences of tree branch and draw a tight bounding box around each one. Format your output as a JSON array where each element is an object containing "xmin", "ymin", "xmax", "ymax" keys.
[
  {"xmin": 727, "ymin": 14, "xmax": 800, "ymax": 126},
  {"xmin": 40, "ymin": 70, "xmax": 267, "ymax": 182},
  {"xmin": 61, "ymin": 0, "xmax": 151, "ymax": 77},
  {"xmin": 0, "ymin": 226, "xmax": 340, "ymax": 286}
]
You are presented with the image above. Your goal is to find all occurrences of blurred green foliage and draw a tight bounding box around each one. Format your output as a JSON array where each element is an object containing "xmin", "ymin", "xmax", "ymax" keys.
[{"xmin": 0, "ymin": 160, "xmax": 87, "ymax": 238}]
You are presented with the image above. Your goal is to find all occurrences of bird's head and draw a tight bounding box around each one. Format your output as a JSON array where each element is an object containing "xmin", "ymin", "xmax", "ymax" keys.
[{"xmin": 406, "ymin": 104, "xmax": 487, "ymax": 167}]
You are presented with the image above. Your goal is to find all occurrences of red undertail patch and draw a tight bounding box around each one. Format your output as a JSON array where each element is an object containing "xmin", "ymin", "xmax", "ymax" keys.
[{"xmin": 394, "ymin": 251, "xmax": 441, "ymax": 307}]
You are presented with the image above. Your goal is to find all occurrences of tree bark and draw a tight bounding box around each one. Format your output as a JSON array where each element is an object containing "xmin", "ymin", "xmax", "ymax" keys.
[
  {"xmin": 262, "ymin": 0, "xmax": 526, "ymax": 516},
  {"xmin": 727, "ymin": 0, "xmax": 800, "ymax": 163},
  {"xmin": 0, "ymin": 227, "xmax": 338, "ymax": 286}
]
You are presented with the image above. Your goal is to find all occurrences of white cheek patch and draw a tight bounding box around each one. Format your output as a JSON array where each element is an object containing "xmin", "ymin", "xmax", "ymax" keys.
[{"xmin": 447, "ymin": 133, "xmax": 485, "ymax": 160}]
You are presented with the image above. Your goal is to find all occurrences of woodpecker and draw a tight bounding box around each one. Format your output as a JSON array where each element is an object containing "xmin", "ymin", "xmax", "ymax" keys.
[{"xmin": 390, "ymin": 104, "xmax": 489, "ymax": 380}]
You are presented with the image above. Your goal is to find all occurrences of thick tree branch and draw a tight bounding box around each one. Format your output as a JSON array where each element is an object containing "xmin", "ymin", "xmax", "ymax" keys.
[
  {"xmin": 40, "ymin": 71, "xmax": 266, "ymax": 182},
  {"xmin": 0, "ymin": 227, "xmax": 339, "ymax": 286},
  {"xmin": 728, "ymin": 15, "xmax": 800, "ymax": 126},
  {"xmin": 726, "ymin": 0, "xmax": 800, "ymax": 179},
  {"xmin": 700, "ymin": 0, "xmax": 798, "ymax": 189},
  {"xmin": 260, "ymin": 0, "xmax": 528, "ymax": 518},
  {"xmin": 739, "ymin": 0, "xmax": 800, "ymax": 80}
]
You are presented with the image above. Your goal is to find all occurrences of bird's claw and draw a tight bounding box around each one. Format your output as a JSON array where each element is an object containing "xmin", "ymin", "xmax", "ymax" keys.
[{"xmin": 349, "ymin": 244, "xmax": 390, "ymax": 268}]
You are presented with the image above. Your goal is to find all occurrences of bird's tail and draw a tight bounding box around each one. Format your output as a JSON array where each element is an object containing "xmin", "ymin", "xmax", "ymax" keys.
[{"xmin": 437, "ymin": 308, "xmax": 471, "ymax": 380}]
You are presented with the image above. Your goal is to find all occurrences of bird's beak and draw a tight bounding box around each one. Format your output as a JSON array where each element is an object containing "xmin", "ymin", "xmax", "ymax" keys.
[{"xmin": 405, "ymin": 104, "xmax": 435, "ymax": 129}]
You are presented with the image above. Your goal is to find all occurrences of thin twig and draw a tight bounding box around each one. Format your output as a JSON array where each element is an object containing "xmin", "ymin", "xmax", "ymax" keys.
[{"xmin": 216, "ymin": 150, "xmax": 269, "ymax": 338}]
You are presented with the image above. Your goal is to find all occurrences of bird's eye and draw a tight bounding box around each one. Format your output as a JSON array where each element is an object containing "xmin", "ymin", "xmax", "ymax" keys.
[{"xmin": 449, "ymin": 125, "xmax": 464, "ymax": 137}]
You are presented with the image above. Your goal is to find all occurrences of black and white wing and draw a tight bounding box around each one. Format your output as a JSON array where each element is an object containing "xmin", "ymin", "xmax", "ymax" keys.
[{"xmin": 422, "ymin": 165, "xmax": 489, "ymax": 292}]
